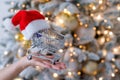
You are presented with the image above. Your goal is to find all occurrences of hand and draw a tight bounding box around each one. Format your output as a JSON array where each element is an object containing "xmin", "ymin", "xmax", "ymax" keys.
[{"xmin": 25, "ymin": 55, "xmax": 66, "ymax": 70}]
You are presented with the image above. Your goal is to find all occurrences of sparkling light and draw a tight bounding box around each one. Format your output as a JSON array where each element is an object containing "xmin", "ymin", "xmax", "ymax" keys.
[
  {"xmin": 99, "ymin": 77, "xmax": 103, "ymax": 80},
  {"xmin": 68, "ymin": 72, "xmax": 72, "ymax": 76},
  {"xmin": 4, "ymin": 51, "xmax": 9, "ymax": 55},
  {"xmin": 99, "ymin": 0, "xmax": 103, "ymax": 4},
  {"xmin": 53, "ymin": 73, "xmax": 58, "ymax": 78},
  {"xmin": 117, "ymin": 17, "xmax": 120, "ymax": 21},
  {"xmin": 111, "ymin": 73, "xmax": 115, "ymax": 77},
  {"xmin": 77, "ymin": 71, "xmax": 81, "ymax": 75},
  {"xmin": 58, "ymin": 49, "xmax": 63, "ymax": 53}
]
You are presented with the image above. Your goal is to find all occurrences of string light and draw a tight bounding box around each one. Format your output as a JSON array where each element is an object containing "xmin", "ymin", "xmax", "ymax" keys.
[
  {"xmin": 104, "ymin": 30, "xmax": 109, "ymax": 35},
  {"xmin": 14, "ymin": 78, "xmax": 22, "ymax": 80},
  {"xmin": 117, "ymin": 17, "xmax": 120, "ymax": 21},
  {"xmin": 99, "ymin": 77, "xmax": 103, "ymax": 80},
  {"xmin": 92, "ymin": 6, "xmax": 97, "ymax": 10},
  {"xmin": 99, "ymin": 0, "xmax": 103, "ymax": 4},
  {"xmin": 58, "ymin": 49, "xmax": 63, "ymax": 53},
  {"xmin": 104, "ymin": 19, "xmax": 107, "ymax": 23},
  {"xmin": 76, "ymin": 3, "xmax": 80, "ymax": 7},
  {"xmin": 53, "ymin": 73, "xmax": 58, "ymax": 78},
  {"xmin": 74, "ymin": 34, "xmax": 77, "ymax": 38},
  {"xmin": 4, "ymin": 51, "xmax": 9, "ymax": 55},
  {"xmin": 111, "ymin": 73, "xmax": 115, "ymax": 77},
  {"xmin": 63, "ymin": 9, "xmax": 71, "ymax": 15},
  {"xmin": 68, "ymin": 71, "xmax": 72, "ymax": 76},
  {"xmin": 77, "ymin": 71, "xmax": 81, "ymax": 75},
  {"xmin": 117, "ymin": 4, "xmax": 120, "ymax": 10}
]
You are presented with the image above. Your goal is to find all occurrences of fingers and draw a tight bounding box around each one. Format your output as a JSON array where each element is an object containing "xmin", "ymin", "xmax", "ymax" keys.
[
  {"xmin": 51, "ymin": 62, "xmax": 66, "ymax": 70},
  {"xmin": 29, "ymin": 55, "xmax": 66, "ymax": 70}
]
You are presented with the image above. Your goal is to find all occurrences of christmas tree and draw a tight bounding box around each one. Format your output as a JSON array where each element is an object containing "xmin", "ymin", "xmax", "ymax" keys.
[{"xmin": 0, "ymin": 0, "xmax": 120, "ymax": 80}]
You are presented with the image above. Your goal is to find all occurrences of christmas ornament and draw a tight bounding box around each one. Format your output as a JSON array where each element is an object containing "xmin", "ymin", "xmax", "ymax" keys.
[
  {"xmin": 54, "ymin": 11, "xmax": 79, "ymax": 31},
  {"xmin": 16, "ymin": 47, "xmax": 27, "ymax": 59},
  {"xmin": 82, "ymin": 61, "xmax": 98, "ymax": 75},
  {"xmin": 21, "ymin": 40, "xmax": 31, "ymax": 49},
  {"xmin": 15, "ymin": 32, "xmax": 25, "ymax": 42},
  {"xmin": 3, "ymin": 10, "xmax": 65, "ymax": 64},
  {"xmin": 39, "ymin": 0, "xmax": 60, "ymax": 14},
  {"xmin": 56, "ymin": 2, "xmax": 79, "ymax": 15},
  {"xmin": 74, "ymin": 26, "xmax": 95, "ymax": 45}
]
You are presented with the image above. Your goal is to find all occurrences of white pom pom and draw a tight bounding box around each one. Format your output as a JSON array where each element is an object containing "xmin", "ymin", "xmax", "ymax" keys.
[{"xmin": 3, "ymin": 18, "xmax": 14, "ymax": 30}]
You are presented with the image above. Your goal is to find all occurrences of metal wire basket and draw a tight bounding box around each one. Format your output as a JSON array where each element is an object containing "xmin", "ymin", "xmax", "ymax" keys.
[{"xmin": 28, "ymin": 28, "xmax": 65, "ymax": 64}]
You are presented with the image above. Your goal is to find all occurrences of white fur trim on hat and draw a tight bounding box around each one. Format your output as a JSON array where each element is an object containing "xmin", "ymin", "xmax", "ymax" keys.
[
  {"xmin": 22, "ymin": 20, "xmax": 50, "ymax": 40},
  {"xmin": 3, "ymin": 18, "xmax": 14, "ymax": 30}
]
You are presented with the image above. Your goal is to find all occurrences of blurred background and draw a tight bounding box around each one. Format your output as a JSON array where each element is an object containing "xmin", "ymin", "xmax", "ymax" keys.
[{"xmin": 0, "ymin": 0, "xmax": 120, "ymax": 80}]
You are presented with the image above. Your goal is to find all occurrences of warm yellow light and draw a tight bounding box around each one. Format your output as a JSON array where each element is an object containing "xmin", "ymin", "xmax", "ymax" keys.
[
  {"xmin": 69, "ymin": 47, "xmax": 74, "ymax": 52},
  {"xmin": 99, "ymin": 0, "xmax": 103, "ymax": 4},
  {"xmin": 77, "ymin": 37, "xmax": 80, "ymax": 40},
  {"xmin": 111, "ymin": 73, "xmax": 115, "ymax": 77},
  {"xmin": 74, "ymin": 34, "xmax": 77, "ymax": 38},
  {"xmin": 53, "ymin": 73, "xmax": 58, "ymax": 78},
  {"xmin": 113, "ymin": 47, "xmax": 119, "ymax": 53},
  {"xmin": 58, "ymin": 49, "xmax": 63, "ymax": 53},
  {"xmin": 117, "ymin": 17, "xmax": 120, "ymax": 21},
  {"xmin": 76, "ymin": 3, "xmax": 80, "ymax": 7},
  {"xmin": 79, "ymin": 22, "xmax": 83, "ymax": 25},
  {"xmin": 45, "ymin": 17, "xmax": 48, "ymax": 20},
  {"xmin": 117, "ymin": 4, "xmax": 120, "ymax": 10},
  {"xmin": 64, "ymin": 42, "xmax": 68, "ymax": 46},
  {"xmin": 102, "ymin": 50, "xmax": 107, "ymax": 57},
  {"xmin": 112, "ymin": 58, "xmax": 116, "ymax": 62},
  {"xmin": 97, "ymin": 30, "xmax": 101, "ymax": 35},
  {"xmin": 93, "ymin": 27, "xmax": 96, "ymax": 30},
  {"xmin": 22, "ymin": 4, "xmax": 26, "ymax": 8},
  {"xmin": 79, "ymin": 45, "xmax": 83, "ymax": 48},
  {"xmin": 101, "ymin": 59, "xmax": 105, "ymax": 63},
  {"xmin": 70, "ymin": 59, "xmax": 74, "ymax": 62},
  {"xmin": 104, "ymin": 30, "xmax": 109, "ymax": 35},
  {"xmin": 68, "ymin": 72, "xmax": 72, "ymax": 76},
  {"xmin": 99, "ymin": 77, "xmax": 103, "ymax": 80},
  {"xmin": 70, "ymin": 53, "xmax": 73, "ymax": 57},
  {"xmin": 14, "ymin": 78, "xmax": 22, "ymax": 80},
  {"xmin": 115, "ymin": 69, "xmax": 118, "ymax": 72},
  {"xmin": 63, "ymin": 9, "xmax": 71, "ymax": 15},
  {"xmin": 104, "ymin": 19, "xmax": 107, "ymax": 23},
  {"xmin": 109, "ymin": 31, "xmax": 113, "ymax": 36},
  {"xmin": 92, "ymin": 6, "xmax": 96, "ymax": 10},
  {"xmin": 77, "ymin": 71, "xmax": 81, "ymax": 75},
  {"xmin": 85, "ymin": 24, "xmax": 88, "ymax": 27},
  {"xmin": 112, "ymin": 64, "xmax": 116, "ymax": 68},
  {"xmin": 90, "ymin": 13, "xmax": 94, "ymax": 17}
]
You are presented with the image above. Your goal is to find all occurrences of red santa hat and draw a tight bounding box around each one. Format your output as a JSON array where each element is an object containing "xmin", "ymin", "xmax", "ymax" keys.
[{"xmin": 3, "ymin": 10, "xmax": 50, "ymax": 40}]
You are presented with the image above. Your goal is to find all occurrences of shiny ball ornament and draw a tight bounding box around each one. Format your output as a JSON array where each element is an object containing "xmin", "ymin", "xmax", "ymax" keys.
[
  {"xmin": 74, "ymin": 26, "xmax": 95, "ymax": 45},
  {"xmin": 21, "ymin": 40, "xmax": 31, "ymax": 49},
  {"xmin": 16, "ymin": 47, "xmax": 27, "ymax": 59},
  {"xmin": 82, "ymin": 61, "xmax": 98, "ymax": 75},
  {"xmin": 54, "ymin": 12, "xmax": 79, "ymax": 31},
  {"xmin": 15, "ymin": 32, "xmax": 25, "ymax": 42}
]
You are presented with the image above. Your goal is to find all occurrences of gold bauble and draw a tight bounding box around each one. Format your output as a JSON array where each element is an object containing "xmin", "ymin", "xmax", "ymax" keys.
[
  {"xmin": 82, "ymin": 61, "xmax": 98, "ymax": 75},
  {"xmin": 21, "ymin": 40, "xmax": 31, "ymax": 49},
  {"xmin": 54, "ymin": 12, "xmax": 79, "ymax": 31},
  {"xmin": 15, "ymin": 33, "xmax": 25, "ymax": 42}
]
